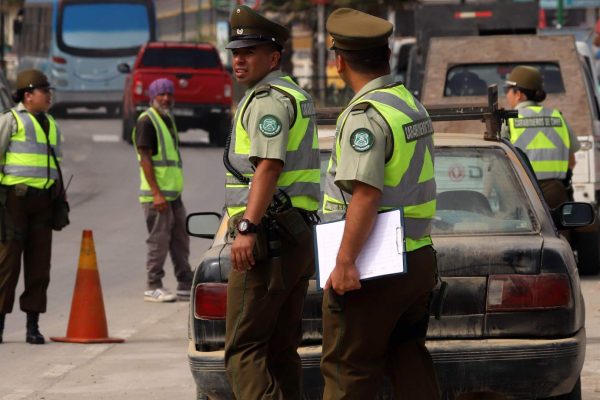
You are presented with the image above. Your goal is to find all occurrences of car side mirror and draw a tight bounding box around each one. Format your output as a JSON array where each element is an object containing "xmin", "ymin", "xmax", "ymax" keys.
[
  {"xmin": 117, "ymin": 63, "xmax": 131, "ymax": 74},
  {"xmin": 552, "ymin": 202, "xmax": 595, "ymax": 229},
  {"xmin": 186, "ymin": 212, "xmax": 222, "ymax": 239}
]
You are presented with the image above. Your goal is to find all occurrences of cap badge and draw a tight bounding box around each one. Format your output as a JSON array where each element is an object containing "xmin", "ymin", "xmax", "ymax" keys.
[
  {"xmin": 236, "ymin": 8, "xmax": 241, "ymax": 13},
  {"xmin": 237, "ymin": 28, "xmax": 244, "ymax": 35}
]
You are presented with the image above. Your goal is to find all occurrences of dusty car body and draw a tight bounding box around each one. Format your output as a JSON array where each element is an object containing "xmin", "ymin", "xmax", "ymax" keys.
[{"xmin": 186, "ymin": 99, "xmax": 590, "ymax": 399}]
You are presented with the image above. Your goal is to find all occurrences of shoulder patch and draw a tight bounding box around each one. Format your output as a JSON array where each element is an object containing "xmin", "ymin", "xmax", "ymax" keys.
[
  {"xmin": 258, "ymin": 115, "xmax": 282, "ymax": 137},
  {"xmin": 255, "ymin": 84, "xmax": 271, "ymax": 98},
  {"xmin": 350, "ymin": 128, "xmax": 375, "ymax": 152}
]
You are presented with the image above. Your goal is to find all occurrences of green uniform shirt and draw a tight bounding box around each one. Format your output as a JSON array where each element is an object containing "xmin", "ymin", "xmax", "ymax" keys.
[
  {"xmin": 335, "ymin": 74, "xmax": 395, "ymax": 194},
  {"xmin": 241, "ymin": 70, "xmax": 295, "ymax": 165}
]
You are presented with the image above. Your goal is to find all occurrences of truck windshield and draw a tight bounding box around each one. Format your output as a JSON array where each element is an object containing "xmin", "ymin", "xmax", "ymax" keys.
[
  {"xmin": 444, "ymin": 63, "xmax": 564, "ymax": 97},
  {"xmin": 60, "ymin": 2, "xmax": 151, "ymax": 52},
  {"xmin": 140, "ymin": 48, "xmax": 221, "ymax": 69}
]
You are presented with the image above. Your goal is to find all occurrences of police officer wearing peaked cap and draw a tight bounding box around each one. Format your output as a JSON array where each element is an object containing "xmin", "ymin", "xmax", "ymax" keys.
[
  {"xmin": 321, "ymin": 8, "xmax": 441, "ymax": 399},
  {"xmin": 223, "ymin": 5, "xmax": 320, "ymax": 400},
  {"xmin": 502, "ymin": 65, "xmax": 580, "ymax": 209},
  {"xmin": 0, "ymin": 69, "xmax": 62, "ymax": 345}
]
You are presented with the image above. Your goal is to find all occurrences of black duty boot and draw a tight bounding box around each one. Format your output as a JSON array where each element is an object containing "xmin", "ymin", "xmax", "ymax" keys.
[
  {"xmin": 25, "ymin": 312, "xmax": 45, "ymax": 344},
  {"xmin": 0, "ymin": 313, "xmax": 5, "ymax": 344}
]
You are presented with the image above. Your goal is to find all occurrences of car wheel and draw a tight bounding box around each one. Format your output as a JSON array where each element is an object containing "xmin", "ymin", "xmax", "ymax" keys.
[
  {"xmin": 208, "ymin": 115, "xmax": 231, "ymax": 147},
  {"xmin": 541, "ymin": 377, "xmax": 581, "ymax": 400},
  {"xmin": 122, "ymin": 116, "xmax": 134, "ymax": 145}
]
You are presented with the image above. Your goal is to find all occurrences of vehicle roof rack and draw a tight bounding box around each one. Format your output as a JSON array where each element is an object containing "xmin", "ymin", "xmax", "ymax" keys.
[{"xmin": 316, "ymin": 85, "xmax": 517, "ymax": 141}]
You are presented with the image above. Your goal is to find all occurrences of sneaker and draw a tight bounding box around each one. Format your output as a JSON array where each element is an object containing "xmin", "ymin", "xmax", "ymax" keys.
[{"xmin": 144, "ymin": 288, "xmax": 176, "ymax": 303}]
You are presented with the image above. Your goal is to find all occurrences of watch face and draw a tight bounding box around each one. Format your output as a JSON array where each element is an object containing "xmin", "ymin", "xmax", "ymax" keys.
[{"xmin": 238, "ymin": 220, "xmax": 248, "ymax": 232}]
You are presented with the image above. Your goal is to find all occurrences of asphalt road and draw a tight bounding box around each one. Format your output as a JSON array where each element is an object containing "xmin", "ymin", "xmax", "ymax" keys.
[{"xmin": 0, "ymin": 116, "xmax": 599, "ymax": 399}]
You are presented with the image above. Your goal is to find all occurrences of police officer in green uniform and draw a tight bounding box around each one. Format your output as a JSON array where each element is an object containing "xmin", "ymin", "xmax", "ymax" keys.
[
  {"xmin": 503, "ymin": 65, "xmax": 580, "ymax": 208},
  {"xmin": 0, "ymin": 69, "xmax": 61, "ymax": 344},
  {"xmin": 223, "ymin": 5, "xmax": 320, "ymax": 399},
  {"xmin": 320, "ymin": 9, "xmax": 441, "ymax": 399}
]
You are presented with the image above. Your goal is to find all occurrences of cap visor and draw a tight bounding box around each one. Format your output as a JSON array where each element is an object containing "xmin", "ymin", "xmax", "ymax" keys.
[{"xmin": 226, "ymin": 39, "xmax": 271, "ymax": 49}]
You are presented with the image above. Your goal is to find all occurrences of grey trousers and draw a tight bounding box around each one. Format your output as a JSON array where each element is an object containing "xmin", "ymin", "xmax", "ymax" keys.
[{"xmin": 142, "ymin": 198, "xmax": 193, "ymax": 290}]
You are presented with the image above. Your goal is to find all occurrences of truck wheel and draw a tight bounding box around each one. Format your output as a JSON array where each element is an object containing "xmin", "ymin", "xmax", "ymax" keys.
[
  {"xmin": 208, "ymin": 115, "xmax": 231, "ymax": 147},
  {"xmin": 571, "ymin": 224, "xmax": 600, "ymax": 276},
  {"xmin": 122, "ymin": 116, "xmax": 134, "ymax": 145}
]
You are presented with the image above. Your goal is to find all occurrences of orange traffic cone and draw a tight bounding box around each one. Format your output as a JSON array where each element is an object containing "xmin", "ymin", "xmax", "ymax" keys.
[{"xmin": 51, "ymin": 230, "xmax": 124, "ymax": 344}]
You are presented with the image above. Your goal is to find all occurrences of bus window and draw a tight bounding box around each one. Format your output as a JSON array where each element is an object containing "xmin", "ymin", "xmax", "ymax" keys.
[
  {"xmin": 59, "ymin": 2, "xmax": 151, "ymax": 54},
  {"xmin": 140, "ymin": 48, "xmax": 221, "ymax": 69}
]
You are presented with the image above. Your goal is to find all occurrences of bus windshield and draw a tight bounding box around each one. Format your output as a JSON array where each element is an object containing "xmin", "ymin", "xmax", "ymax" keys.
[{"xmin": 59, "ymin": 2, "xmax": 151, "ymax": 53}]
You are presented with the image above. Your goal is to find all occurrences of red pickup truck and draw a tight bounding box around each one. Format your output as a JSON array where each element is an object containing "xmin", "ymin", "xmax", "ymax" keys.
[{"xmin": 119, "ymin": 42, "xmax": 233, "ymax": 146}]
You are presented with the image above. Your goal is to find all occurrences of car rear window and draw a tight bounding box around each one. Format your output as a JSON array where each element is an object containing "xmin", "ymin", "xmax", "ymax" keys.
[
  {"xmin": 444, "ymin": 62, "xmax": 564, "ymax": 97},
  {"xmin": 434, "ymin": 147, "xmax": 536, "ymax": 234},
  {"xmin": 140, "ymin": 48, "xmax": 220, "ymax": 69}
]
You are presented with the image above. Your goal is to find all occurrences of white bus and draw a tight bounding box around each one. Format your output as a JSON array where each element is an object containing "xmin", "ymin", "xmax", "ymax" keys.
[{"xmin": 15, "ymin": 0, "xmax": 156, "ymax": 116}]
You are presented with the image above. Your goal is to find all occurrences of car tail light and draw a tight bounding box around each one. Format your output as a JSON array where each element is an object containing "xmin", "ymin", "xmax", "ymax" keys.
[
  {"xmin": 52, "ymin": 56, "xmax": 67, "ymax": 64},
  {"xmin": 134, "ymin": 81, "xmax": 143, "ymax": 96},
  {"xmin": 487, "ymin": 274, "xmax": 571, "ymax": 312},
  {"xmin": 224, "ymin": 84, "xmax": 232, "ymax": 98},
  {"xmin": 454, "ymin": 11, "xmax": 493, "ymax": 19},
  {"xmin": 194, "ymin": 283, "xmax": 227, "ymax": 320}
]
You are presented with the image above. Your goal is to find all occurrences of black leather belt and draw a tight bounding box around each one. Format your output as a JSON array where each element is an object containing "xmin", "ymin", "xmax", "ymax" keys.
[{"xmin": 4, "ymin": 184, "xmax": 52, "ymax": 197}]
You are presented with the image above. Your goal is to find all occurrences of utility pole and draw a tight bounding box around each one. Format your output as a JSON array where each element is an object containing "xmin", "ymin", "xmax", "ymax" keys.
[
  {"xmin": 313, "ymin": 0, "xmax": 327, "ymax": 105},
  {"xmin": 557, "ymin": 0, "xmax": 564, "ymax": 27},
  {"xmin": 181, "ymin": 0, "xmax": 186, "ymax": 41},
  {"xmin": 0, "ymin": 0, "xmax": 4, "ymax": 74}
]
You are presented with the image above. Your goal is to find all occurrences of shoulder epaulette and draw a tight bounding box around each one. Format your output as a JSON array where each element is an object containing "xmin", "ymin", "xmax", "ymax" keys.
[
  {"xmin": 255, "ymin": 84, "xmax": 271, "ymax": 98},
  {"xmin": 351, "ymin": 102, "xmax": 371, "ymax": 113}
]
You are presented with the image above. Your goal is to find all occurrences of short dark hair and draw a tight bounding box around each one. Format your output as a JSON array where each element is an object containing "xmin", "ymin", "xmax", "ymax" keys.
[
  {"xmin": 12, "ymin": 88, "xmax": 33, "ymax": 103},
  {"xmin": 517, "ymin": 86, "xmax": 547, "ymax": 103},
  {"xmin": 335, "ymin": 45, "xmax": 390, "ymax": 74}
]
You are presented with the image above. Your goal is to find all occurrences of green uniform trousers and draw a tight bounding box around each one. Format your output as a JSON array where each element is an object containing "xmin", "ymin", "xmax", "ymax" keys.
[
  {"xmin": 0, "ymin": 186, "xmax": 53, "ymax": 314},
  {"xmin": 225, "ymin": 229, "xmax": 315, "ymax": 400},
  {"xmin": 321, "ymin": 245, "xmax": 441, "ymax": 400},
  {"xmin": 539, "ymin": 178, "xmax": 569, "ymax": 209}
]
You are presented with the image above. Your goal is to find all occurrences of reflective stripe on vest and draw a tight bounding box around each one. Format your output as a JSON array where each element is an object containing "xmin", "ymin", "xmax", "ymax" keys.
[
  {"xmin": 225, "ymin": 76, "xmax": 320, "ymax": 216},
  {"xmin": 0, "ymin": 108, "xmax": 61, "ymax": 189},
  {"xmin": 323, "ymin": 84, "xmax": 436, "ymax": 252},
  {"xmin": 508, "ymin": 106, "xmax": 570, "ymax": 180},
  {"xmin": 133, "ymin": 108, "xmax": 183, "ymax": 202}
]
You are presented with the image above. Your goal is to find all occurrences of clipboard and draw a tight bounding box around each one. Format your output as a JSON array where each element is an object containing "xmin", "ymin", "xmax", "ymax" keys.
[{"xmin": 313, "ymin": 208, "xmax": 407, "ymax": 289}]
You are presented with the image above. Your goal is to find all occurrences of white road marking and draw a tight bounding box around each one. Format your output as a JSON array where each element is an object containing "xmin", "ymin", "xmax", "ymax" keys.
[
  {"xmin": 92, "ymin": 134, "xmax": 120, "ymax": 143},
  {"xmin": 83, "ymin": 344, "xmax": 111, "ymax": 355},
  {"xmin": 1, "ymin": 389, "xmax": 34, "ymax": 400},
  {"xmin": 42, "ymin": 364, "xmax": 76, "ymax": 378},
  {"xmin": 113, "ymin": 328, "xmax": 136, "ymax": 339}
]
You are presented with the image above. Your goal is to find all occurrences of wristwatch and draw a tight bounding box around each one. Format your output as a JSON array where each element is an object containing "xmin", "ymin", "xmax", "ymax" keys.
[{"xmin": 236, "ymin": 218, "xmax": 258, "ymax": 235}]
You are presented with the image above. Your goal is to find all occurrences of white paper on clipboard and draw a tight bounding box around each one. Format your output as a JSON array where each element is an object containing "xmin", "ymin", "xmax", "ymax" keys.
[{"xmin": 314, "ymin": 209, "xmax": 406, "ymax": 289}]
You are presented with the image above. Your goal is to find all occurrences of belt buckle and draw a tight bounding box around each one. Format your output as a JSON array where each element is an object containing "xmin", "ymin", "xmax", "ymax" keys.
[{"xmin": 14, "ymin": 184, "xmax": 27, "ymax": 197}]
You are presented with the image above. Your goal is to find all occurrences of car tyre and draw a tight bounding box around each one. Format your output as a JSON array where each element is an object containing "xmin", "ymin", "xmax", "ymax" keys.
[{"xmin": 208, "ymin": 115, "xmax": 231, "ymax": 147}]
